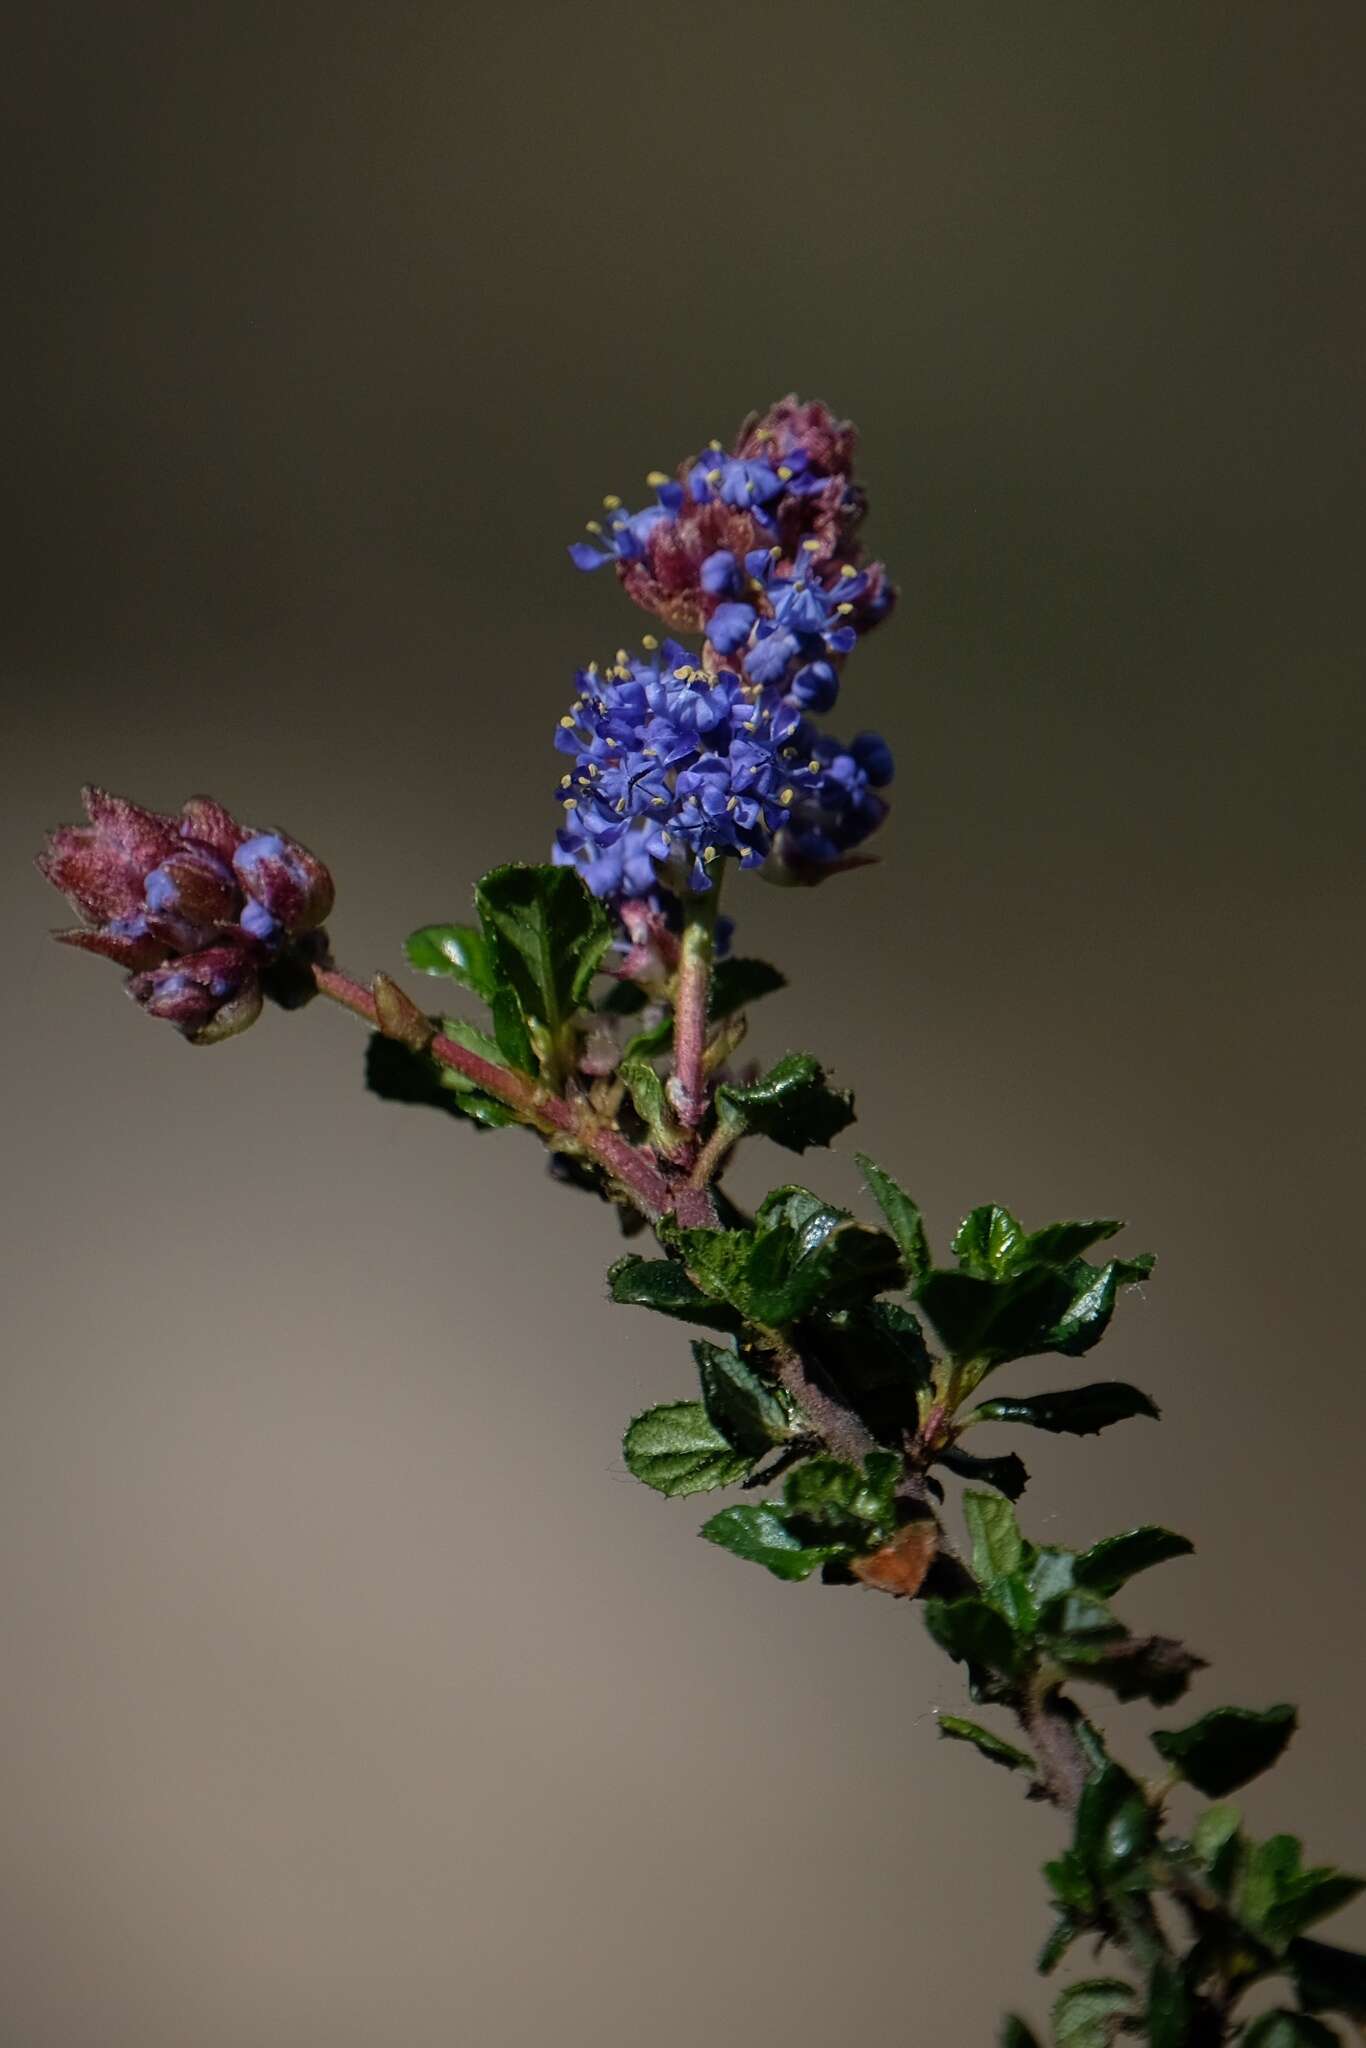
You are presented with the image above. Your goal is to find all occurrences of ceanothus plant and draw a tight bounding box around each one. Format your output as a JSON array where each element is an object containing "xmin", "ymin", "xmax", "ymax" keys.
[{"xmin": 37, "ymin": 397, "xmax": 1364, "ymax": 2045}]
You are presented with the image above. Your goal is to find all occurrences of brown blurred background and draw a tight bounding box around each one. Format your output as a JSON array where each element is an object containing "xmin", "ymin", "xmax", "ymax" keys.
[{"xmin": 3, "ymin": 4, "xmax": 1364, "ymax": 2042}]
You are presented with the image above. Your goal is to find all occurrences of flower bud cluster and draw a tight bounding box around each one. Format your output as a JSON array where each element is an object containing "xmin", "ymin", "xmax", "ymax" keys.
[
  {"xmin": 38, "ymin": 787, "xmax": 334, "ymax": 1043},
  {"xmin": 557, "ymin": 397, "xmax": 896, "ymax": 907}
]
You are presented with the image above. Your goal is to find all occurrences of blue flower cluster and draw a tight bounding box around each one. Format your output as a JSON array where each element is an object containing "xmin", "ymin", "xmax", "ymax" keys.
[{"xmin": 555, "ymin": 400, "xmax": 897, "ymax": 909}]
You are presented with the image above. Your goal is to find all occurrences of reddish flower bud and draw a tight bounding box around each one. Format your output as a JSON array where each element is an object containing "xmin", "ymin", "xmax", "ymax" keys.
[
  {"xmin": 127, "ymin": 947, "xmax": 263, "ymax": 1045},
  {"xmin": 232, "ymin": 832, "xmax": 335, "ymax": 934},
  {"xmin": 36, "ymin": 786, "xmax": 181, "ymax": 926}
]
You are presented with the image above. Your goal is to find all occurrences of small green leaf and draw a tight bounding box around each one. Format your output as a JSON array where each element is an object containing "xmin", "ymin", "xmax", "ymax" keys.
[
  {"xmin": 1051, "ymin": 1978, "xmax": 1137, "ymax": 2048},
  {"xmin": 1242, "ymin": 2011, "xmax": 1342, "ymax": 2047},
  {"xmin": 1050, "ymin": 1254, "xmax": 1154, "ymax": 1357},
  {"xmin": 922, "ymin": 1596, "xmax": 1023, "ymax": 1681},
  {"xmin": 968, "ymin": 1383, "xmax": 1160, "ymax": 1436},
  {"xmin": 1001, "ymin": 2019, "xmax": 1044, "ymax": 2048},
  {"xmin": 937, "ymin": 1715, "xmax": 1036, "ymax": 1775},
  {"xmin": 1289, "ymin": 1936, "xmax": 1366, "ymax": 2023},
  {"xmin": 1151, "ymin": 1704, "xmax": 1297, "ymax": 1798},
  {"xmin": 404, "ymin": 922, "xmax": 497, "ymax": 997},
  {"xmin": 953, "ymin": 1203, "xmax": 1027, "ymax": 1278},
  {"xmin": 963, "ymin": 1489, "xmax": 1025, "ymax": 1584},
  {"xmin": 855, "ymin": 1153, "xmax": 932, "ymax": 1280},
  {"xmin": 1241, "ymin": 1837, "xmax": 1365, "ymax": 1951},
  {"xmin": 1025, "ymin": 1220, "xmax": 1123, "ymax": 1264},
  {"xmin": 618, "ymin": 1056, "xmax": 686, "ymax": 1156},
  {"xmin": 938, "ymin": 1443, "xmax": 1031, "ymax": 1501},
  {"xmin": 474, "ymin": 864, "xmax": 611, "ymax": 1078},
  {"xmin": 607, "ymin": 1256, "xmax": 743, "ymax": 1334},
  {"xmin": 709, "ymin": 957, "xmax": 786, "ymax": 1018},
  {"xmin": 692, "ymin": 1341, "xmax": 795, "ymax": 1456},
  {"xmin": 700, "ymin": 1503, "xmax": 850, "ymax": 1581},
  {"xmin": 716, "ymin": 1052, "xmax": 855, "ymax": 1152},
  {"xmin": 1074, "ymin": 1760, "xmax": 1153, "ymax": 1882},
  {"xmin": 622, "ymin": 1402, "xmax": 750, "ymax": 1497},
  {"xmin": 1073, "ymin": 1526, "xmax": 1194, "ymax": 1597},
  {"xmin": 1192, "ymin": 1802, "xmax": 1243, "ymax": 1873}
]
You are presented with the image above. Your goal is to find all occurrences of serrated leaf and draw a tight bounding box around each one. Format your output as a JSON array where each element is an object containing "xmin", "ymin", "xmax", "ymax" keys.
[
  {"xmin": 963, "ymin": 1489, "xmax": 1025, "ymax": 1584},
  {"xmin": 474, "ymin": 864, "xmax": 611, "ymax": 1079},
  {"xmin": 404, "ymin": 922, "xmax": 497, "ymax": 997},
  {"xmin": 968, "ymin": 1383, "xmax": 1160, "ymax": 1436},
  {"xmin": 922, "ymin": 1596, "xmax": 1023, "ymax": 1681},
  {"xmin": 937, "ymin": 1714, "xmax": 1036, "ymax": 1774},
  {"xmin": 709, "ymin": 956, "xmax": 786, "ymax": 1018},
  {"xmin": 1241, "ymin": 1837, "xmax": 1365, "ymax": 1951},
  {"xmin": 1051, "ymin": 1978, "xmax": 1137, "ymax": 2048},
  {"xmin": 1073, "ymin": 1526, "xmax": 1194, "ymax": 1597},
  {"xmin": 783, "ymin": 1450, "xmax": 900, "ymax": 1539},
  {"xmin": 855, "ymin": 1153, "xmax": 932, "ymax": 1280},
  {"xmin": 674, "ymin": 1199, "xmax": 901, "ymax": 1329},
  {"xmin": 1289, "ymin": 1936, "xmax": 1366, "ymax": 2023},
  {"xmin": 692, "ymin": 1340, "xmax": 794, "ymax": 1456},
  {"xmin": 1242, "ymin": 2011, "xmax": 1342, "ymax": 2047},
  {"xmin": 607, "ymin": 1256, "xmax": 743, "ymax": 1333},
  {"xmin": 938, "ymin": 1443, "xmax": 1031, "ymax": 1501},
  {"xmin": 913, "ymin": 1263, "xmax": 1075, "ymax": 1370},
  {"xmin": 622, "ymin": 1402, "xmax": 750, "ymax": 1497},
  {"xmin": 1151, "ymin": 1704, "xmax": 1297, "ymax": 1798},
  {"xmin": 953, "ymin": 1203, "xmax": 1027, "ymax": 1278},
  {"xmin": 700, "ymin": 1503, "xmax": 850, "ymax": 1581},
  {"xmin": 716, "ymin": 1053, "xmax": 855, "ymax": 1153}
]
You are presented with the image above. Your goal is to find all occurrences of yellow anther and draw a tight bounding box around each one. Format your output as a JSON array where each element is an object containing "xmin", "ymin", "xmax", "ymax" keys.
[
  {"xmin": 563, "ymin": 796, "xmax": 578, "ymax": 809},
  {"xmin": 779, "ymin": 786, "xmax": 795, "ymax": 805},
  {"xmin": 673, "ymin": 666, "xmax": 691, "ymax": 681},
  {"xmin": 645, "ymin": 470, "xmax": 670, "ymax": 487},
  {"xmin": 708, "ymin": 438, "xmax": 723, "ymax": 451},
  {"xmin": 559, "ymin": 715, "xmax": 576, "ymax": 728},
  {"xmin": 706, "ymin": 468, "xmax": 722, "ymax": 485},
  {"xmin": 777, "ymin": 464, "xmax": 793, "ymax": 480},
  {"xmin": 584, "ymin": 519, "xmax": 602, "ymax": 534},
  {"xmin": 726, "ymin": 795, "xmax": 738, "ymax": 810},
  {"xmin": 642, "ymin": 632, "xmax": 658, "ymax": 649},
  {"xmin": 603, "ymin": 494, "xmax": 622, "ymax": 510},
  {"xmin": 809, "ymin": 758, "xmax": 821, "ymax": 772},
  {"xmin": 560, "ymin": 774, "xmax": 571, "ymax": 787},
  {"xmin": 703, "ymin": 844, "xmax": 719, "ymax": 861},
  {"xmin": 840, "ymin": 563, "xmax": 857, "ymax": 577},
  {"xmin": 802, "ymin": 538, "xmax": 820, "ymax": 552},
  {"xmin": 837, "ymin": 601, "xmax": 854, "ymax": 615}
]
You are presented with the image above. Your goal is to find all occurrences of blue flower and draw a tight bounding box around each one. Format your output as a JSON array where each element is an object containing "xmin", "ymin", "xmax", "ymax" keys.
[
  {"xmin": 780, "ymin": 728, "xmax": 896, "ymax": 864},
  {"xmin": 552, "ymin": 642, "xmax": 819, "ymax": 899},
  {"xmin": 685, "ymin": 443, "xmax": 784, "ymax": 515},
  {"xmin": 568, "ymin": 478, "xmax": 684, "ymax": 572}
]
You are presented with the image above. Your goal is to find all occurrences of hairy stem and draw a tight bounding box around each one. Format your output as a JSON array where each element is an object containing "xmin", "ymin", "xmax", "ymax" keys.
[{"xmin": 669, "ymin": 883, "xmax": 721, "ymax": 1132}]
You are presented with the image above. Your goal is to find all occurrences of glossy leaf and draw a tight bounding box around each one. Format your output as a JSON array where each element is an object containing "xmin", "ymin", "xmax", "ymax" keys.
[
  {"xmin": 1073, "ymin": 1526, "xmax": 1194, "ymax": 1597},
  {"xmin": 607, "ymin": 1256, "xmax": 743, "ymax": 1334},
  {"xmin": 968, "ymin": 1383, "xmax": 1160, "ymax": 1436},
  {"xmin": 1024, "ymin": 1220, "xmax": 1123, "ymax": 1265},
  {"xmin": 716, "ymin": 1053, "xmax": 855, "ymax": 1152},
  {"xmin": 1151, "ymin": 1704, "xmax": 1297, "ymax": 1798},
  {"xmin": 952, "ymin": 1203, "xmax": 1027, "ymax": 1278},
  {"xmin": 922, "ymin": 1596, "xmax": 1023, "ymax": 1681},
  {"xmin": 474, "ymin": 864, "xmax": 611, "ymax": 1073},
  {"xmin": 622, "ymin": 1402, "xmax": 750, "ymax": 1497},
  {"xmin": 700, "ymin": 1503, "xmax": 849, "ymax": 1582},
  {"xmin": 404, "ymin": 922, "xmax": 497, "ymax": 998},
  {"xmin": 856, "ymin": 1153, "xmax": 932, "ymax": 1280},
  {"xmin": 1051, "ymin": 1978, "xmax": 1136, "ymax": 2048},
  {"xmin": 709, "ymin": 957, "xmax": 786, "ymax": 1018},
  {"xmin": 938, "ymin": 1443, "xmax": 1030, "ymax": 1501},
  {"xmin": 692, "ymin": 1341, "xmax": 795, "ymax": 1457},
  {"xmin": 937, "ymin": 1714, "xmax": 1036, "ymax": 1775}
]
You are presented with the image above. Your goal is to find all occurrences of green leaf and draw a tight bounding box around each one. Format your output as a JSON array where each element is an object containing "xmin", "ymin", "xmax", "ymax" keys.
[
  {"xmin": 1192, "ymin": 1802, "xmax": 1243, "ymax": 1876},
  {"xmin": 1025, "ymin": 1220, "xmax": 1123, "ymax": 1265},
  {"xmin": 922, "ymin": 1596, "xmax": 1023, "ymax": 1681},
  {"xmin": 1051, "ymin": 1978, "xmax": 1136, "ymax": 2048},
  {"xmin": 937, "ymin": 1715, "xmax": 1036, "ymax": 1775},
  {"xmin": 364, "ymin": 1034, "xmax": 518, "ymax": 1128},
  {"xmin": 1241, "ymin": 1837, "xmax": 1365, "ymax": 1951},
  {"xmin": 1289, "ymin": 1937, "xmax": 1366, "ymax": 2023},
  {"xmin": 674, "ymin": 1196, "xmax": 902, "ymax": 1328},
  {"xmin": 1074, "ymin": 1760, "xmax": 1153, "ymax": 1883},
  {"xmin": 622, "ymin": 1402, "xmax": 751, "ymax": 1497},
  {"xmin": 855, "ymin": 1154, "xmax": 932, "ymax": 1280},
  {"xmin": 963, "ymin": 1489, "xmax": 1025, "ymax": 1584},
  {"xmin": 913, "ymin": 1263, "xmax": 1074, "ymax": 1370},
  {"xmin": 1145, "ymin": 1959, "xmax": 1196, "ymax": 2048},
  {"xmin": 618, "ymin": 1056, "xmax": 686, "ymax": 1155},
  {"xmin": 692, "ymin": 1341, "xmax": 795, "ymax": 1457},
  {"xmin": 1073, "ymin": 1527, "xmax": 1194, "ymax": 1597},
  {"xmin": 968, "ymin": 1383, "xmax": 1160, "ymax": 1436},
  {"xmin": 700, "ymin": 1503, "xmax": 850, "ymax": 1582},
  {"xmin": 709, "ymin": 957, "xmax": 786, "ymax": 1018},
  {"xmin": 607, "ymin": 1256, "xmax": 743, "ymax": 1333},
  {"xmin": 716, "ymin": 1053, "xmax": 855, "ymax": 1152},
  {"xmin": 1151, "ymin": 1704, "xmax": 1297, "ymax": 1798},
  {"xmin": 1001, "ymin": 2020, "xmax": 1044, "ymax": 2048},
  {"xmin": 404, "ymin": 922, "xmax": 497, "ymax": 998},
  {"xmin": 1055, "ymin": 1632, "xmax": 1203, "ymax": 1706},
  {"xmin": 474, "ymin": 864, "xmax": 612, "ymax": 1077},
  {"xmin": 1243, "ymin": 2012, "xmax": 1342, "ymax": 2047},
  {"xmin": 953, "ymin": 1203, "xmax": 1027, "ymax": 1278},
  {"xmin": 938, "ymin": 1443, "xmax": 1030, "ymax": 1500}
]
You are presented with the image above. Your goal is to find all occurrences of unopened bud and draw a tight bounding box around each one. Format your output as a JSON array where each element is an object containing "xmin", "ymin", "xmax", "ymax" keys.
[
  {"xmin": 372, "ymin": 975, "xmax": 433, "ymax": 1052},
  {"xmin": 233, "ymin": 832, "xmax": 335, "ymax": 934}
]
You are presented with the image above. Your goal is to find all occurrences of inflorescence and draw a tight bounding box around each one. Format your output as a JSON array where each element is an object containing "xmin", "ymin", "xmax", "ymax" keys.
[{"xmin": 557, "ymin": 395, "xmax": 896, "ymax": 911}]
